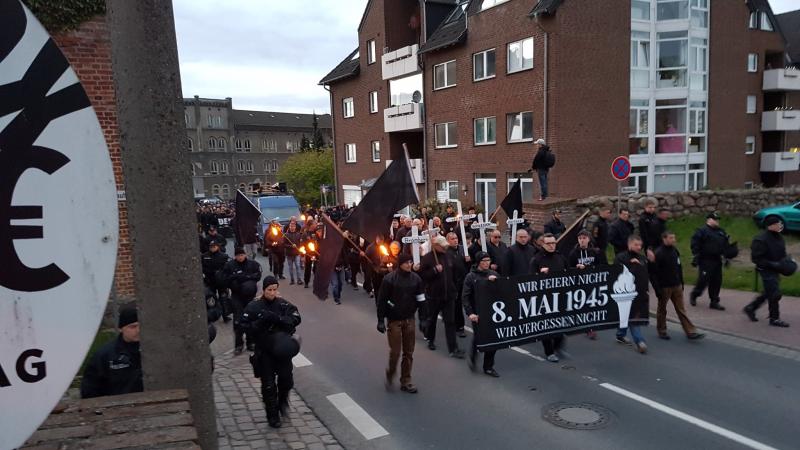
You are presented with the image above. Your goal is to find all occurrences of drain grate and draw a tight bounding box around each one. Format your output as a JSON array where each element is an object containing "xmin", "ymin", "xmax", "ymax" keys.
[{"xmin": 542, "ymin": 402, "xmax": 613, "ymax": 430}]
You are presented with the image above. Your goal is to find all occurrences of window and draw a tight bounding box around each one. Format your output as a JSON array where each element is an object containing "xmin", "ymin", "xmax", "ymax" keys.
[
  {"xmin": 433, "ymin": 60, "xmax": 456, "ymax": 90},
  {"xmin": 628, "ymin": 166, "xmax": 648, "ymax": 194},
  {"xmin": 235, "ymin": 138, "xmax": 243, "ymax": 151},
  {"xmin": 687, "ymin": 163, "xmax": 705, "ymax": 191},
  {"xmin": 187, "ymin": 137, "xmax": 193, "ymax": 152},
  {"xmin": 345, "ymin": 143, "xmax": 356, "ymax": 163},
  {"xmin": 184, "ymin": 112, "xmax": 190, "ymax": 127},
  {"xmin": 212, "ymin": 184, "xmax": 220, "ymax": 196},
  {"xmin": 343, "ymin": 97, "xmax": 354, "ymax": 118},
  {"xmin": 244, "ymin": 139, "xmax": 251, "ymax": 152},
  {"xmin": 656, "ymin": 99, "xmax": 687, "ymax": 153},
  {"xmin": 390, "ymin": 73, "xmax": 423, "ymax": 106},
  {"xmin": 657, "ymin": 0, "xmax": 688, "ymax": 21},
  {"xmin": 436, "ymin": 180, "xmax": 459, "ymax": 202},
  {"xmin": 263, "ymin": 139, "xmax": 277, "ymax": 152},
  {"xmin": 760, "ymin": 12, "xmax": 773, "ymax": 31},
  {"xmin": 265, "ymin": 160, "xmax": 278, "ymax": 173},
  {"xmin": 239, "ymin": 183, "xmax": 247, "ymax": 192},
  {"xmin": 632, "ymin": 0, "xmax": 650, "ymax": 21},
  {"xmin": 475, "ymin": 174, "xmax": 497, "ymax": 215},
  {"xmin": 508, "ymin": 174, "xmax": 534, "ymax": 203},
  {"xmin": 748, "ymin": 53, "xmax": 758, "ymax": 72},
  {"xmin": 474, "ymin": 116, "xmax": 496, "ymax": 145},
  {"xmin": 237, "ymin": 160, "xmax": 246, "ymax": 173},
  {"xmin": 217, "ymin": 137, "xmax": 226, "ymax": 151},
  {"xmin": 191, "ymin": 163, "xmax": 196, "ymax": 176},
  {"xmin": 749, "ymin": 11, "xmax": 758, "ymax": 29},
  {"xmin": 658, "ymin": 31, "xmax": 688, "ymax": 88},
  {"xmin": 473, "ymin": 49, "xmax": 496, "ymax": 81},
  {"xmin": 208, "ymin": 137, "xmax": 217, "ymax": 151},
  {"xmin": 367, "ymin": 39, "xmax": 376, "ymax": 64},
  {"xmin": 210, "ymin": 160, "xmax": 219, "ymax": 175},
  {"xmin": 744, "ymin": 181, "xmax": 754, "ymax": 189},
  {"xmin": 654, "ymin": 164, "xmax": 686, "ymax": 192},
  {"xmin": 214, "ymin": 116, "xmax": 222, "ymax": 128},
  {"xmin": 369, "ymin": 91, "xmax": 378, "ymax": 113},
  {"xmin": 631, "ymin": 31, "xmax": 651, "ymax": 89},
  {"xmin": 629, "ymin": 99, "xmax": 649, "ymax": 155},
  {"xmin": 221, "ymin": 184, "xmax": 230, "ymax": 197},
  {"xmin": 434, "ymin": 122, "xmax": 457, "ymax": 148},
  {"xmin": 747, "ymin": 95, "xmax": 757, "ymax": 114},
  {"xmin": 690, "ymin": 0, "xmax": 708, "ymax": 28},
  {"xmin": 481, "ymin": 0, "xmax": 509, "ymax": 10},
  {"xmin": 506, "ymin": 112, "xmax": 533, "ymax": 143},
  {"xmin": 689, "ymin": 37, "xmax": 707, "ymax": 90},
  {"xmin": 207, "ymin": 115, "xmax": 213, "ymax": 127},
  {"xmin": 220, "ymin": 161, "xmax": 229, "ymax": 174},
  {"xmin": 371, "ymin": 141, "xmax": 380, "ymax": 162},
  {"xmin": 745, "ymin": 136, "xmax": 756, "ymax": 154},
  {"xmin": 507, "ymin": 38, "xmax": 533, "ymax": 73}
]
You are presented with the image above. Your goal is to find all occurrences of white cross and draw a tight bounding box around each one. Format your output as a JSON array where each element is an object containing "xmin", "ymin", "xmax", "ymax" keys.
[
  {"xmin": 470, "ymin": 213, "xmax": 496, "ymax": 253},
  {"xmin": 447, "ymin": 200, "xmax": 476, "ymax": 257},
  {"xmin": 506, "ymin": 210, "xmax": 525, "ymax": 246},
  {"xmin": 401, "ymin": 225, "xmax": 427, "ymax": 265}
]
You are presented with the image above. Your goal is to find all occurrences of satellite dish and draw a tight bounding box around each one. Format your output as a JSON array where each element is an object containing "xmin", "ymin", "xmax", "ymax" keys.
[{"xmin": 412, "ymin": 90, "xmax": 422, "ymax": 103}]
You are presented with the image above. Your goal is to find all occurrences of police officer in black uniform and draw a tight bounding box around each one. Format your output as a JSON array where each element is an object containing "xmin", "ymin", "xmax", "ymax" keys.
[
  {"xmin": 223, "ymin": 247, "xmax": 262, "ymax": 354},
  {"xmin": 203, "ymin": 225, "xmax": 228, "ymax": 252},
  {"xmin": 689, "ymin": 212, "xmax": 730, "ymax": 310},
  {"xmin": 80, "ymin": 306, "xmax": 143, "ymax": 398},
  {"xmin": 745, "ymin": 216, "xmax": 793, "ymax": 327},
  {"xmin": 241, "ymin": 276, "xmax": 301, "ymax": 428},
  {"xmin": 202, "ymin": 241, "xmax": 232, "ymax": 322}
]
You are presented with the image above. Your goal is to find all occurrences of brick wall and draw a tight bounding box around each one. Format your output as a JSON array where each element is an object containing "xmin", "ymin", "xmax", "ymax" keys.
[{"xmin": 51, "ymin": 16, "xmax": 135, "ymax": 304}]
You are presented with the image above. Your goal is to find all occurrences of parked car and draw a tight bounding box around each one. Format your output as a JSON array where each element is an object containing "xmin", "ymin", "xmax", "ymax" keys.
[{"xmin": 753, "ymin": 201, "xmax": 800, "ymax": 231}]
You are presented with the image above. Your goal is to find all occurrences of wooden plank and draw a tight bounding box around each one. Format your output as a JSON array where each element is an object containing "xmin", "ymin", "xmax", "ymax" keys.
[
  {"xmin": 80, "ymin": 426, "xmax": 199, "ymax": 450},
  {"xmin": 98, "ymin": 412, "xmax": 194, "ymax": 434},
  {"xmin": 25, "ymin": 424, "xmax": 95, "ymax": 444},
  {"xmin": 77, "ymin": 389, "xmax": 189, "ymax": 410},
  {"xmin": 41, "ymin": 401, "xmax": 191, "ymax": 428}
]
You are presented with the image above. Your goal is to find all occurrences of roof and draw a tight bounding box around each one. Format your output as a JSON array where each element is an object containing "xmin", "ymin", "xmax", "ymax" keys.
[
  {"xmin": 357, "ymin": 0, "xmax": 373, "ymax": 33},
  {"xmin": 419, "ymin": 2, "xmax": 468, "ymax": 54},
  {"xmin": 776, "ymin": 10, "xmax": 800, "ymax": 64},
  {"xmin": 746, "ymin": 0, "xmax": 787, "ymax": 45},
  {"xmin": 319, "ymin": 47, "xmax": 361, "ymax": 85},
  {"xmin": 529, "ymin": 0, "xmax": 564, "ymax": 17},
  {"xmin": 232, "ymin": 110, "xmax": 331, "ymax": 130}
]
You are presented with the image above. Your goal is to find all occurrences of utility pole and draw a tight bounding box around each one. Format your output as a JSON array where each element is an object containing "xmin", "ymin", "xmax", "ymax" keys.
[{"xmin": 106, "ymin": 1, "xmax": 217, "ymax": 448}]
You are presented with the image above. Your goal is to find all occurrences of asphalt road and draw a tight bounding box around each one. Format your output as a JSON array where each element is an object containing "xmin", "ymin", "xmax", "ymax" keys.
[{"xmin": 212, "ymin": 250, "xmax": 799, "ymax": 450}]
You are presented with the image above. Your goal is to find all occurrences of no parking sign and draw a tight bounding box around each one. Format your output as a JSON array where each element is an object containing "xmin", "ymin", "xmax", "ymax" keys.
[{"xmin": 611, "ymin": 156, "xmax": 631, "ymax": 181}]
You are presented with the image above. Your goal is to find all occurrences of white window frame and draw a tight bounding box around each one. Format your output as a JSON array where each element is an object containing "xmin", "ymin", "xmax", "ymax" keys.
[
  {"xmin": 208, "ymin": 137, "xmax": 216, "ymax": 151},
  {"xmin": 237, "ymin": 160, "xmax": 245, "ymax": 173},
  {"xmin": 207, "ymin": 115, "xmax": 213, "ymax": 127},
  {"xmin": 507, "ymin": 174, "xmax": 535, "ymax": 204},
  {"xmin": 746, "ymin": 95, "xmax": 757, "ymax": 114},
  {"xmin": 474, "ymin": 116, "xmax": 496, "ymax": 145},
  {"xmin": 760, "ymin": 12, "xmax": 773, "ymax": 31},
  {"xmin": 631, "ymin": 31, "xmax": 651, "ymax": 89},
  {"xmin": 369, "ymin": 91, "xmax": 379, "ymax": 114},
  {"xmin": 214, "ymin": 116, "xmax": 222, "ymax": 127},
  {"xmin": 747, "ymin": 53, "xmax": 758, "ymax": 73},
  {"xmin": 629, "ymin": 99, "xmax": 650, "ymax": 156},
  {"xmin": 749, "ymin": 11, "xmax": 758, "ymax": 29},
  {"xmin": 434, "ymin": 122, "xmax": 457, "ymax": 149},
  {"xmin": 371, "ymin": 140, "xmax": 380, "ymax": 162},
  {"xmin": 632, "ymin": 0, "xmax": 651, "ymax": 21},
  {"xmin": 656, "ymin": 0, "xmax": 689, "ymax": 21},
  {"xmin": 480, "ymin": 0, "xmax": 509, "ymax": 11},
  {"xmin": 506, "ymin": 111, "xmax": 533, "ymax": 143},
  {"xmin": 246, "ymin": 160, "xmax": 254, "ymax": 174},
  {"xmin": 745, "ymin": 136, "xmax": 756, "ymax": 155},
  {"xmin": 221, "ymin": 184, "xmax": 230, "ymax": 197},
  {"xmin": 343, "ymin": 97, "xmax": 354, "ymax": 118},
  {"xmin": 507, "ymin": 37, "xmax": 534, "ymax": 74},
  {"xmin": 433, "ymin": 60, "xmax": 457, "ymax": 90},
  {"xmin": 210, "ymin": 160, "xmax": 219, "ymax": 175},
  {"xmin": 367, "ymin": 39, "xmax": 376, "ymax": 64},
  {"xmin": 473, "ymin": 48, "xmax": 496, "ymax": 82},
  {"xmin": 212, "ymin": 184, "xmax": 220, "ymax": 195},
  {"xmin": 744, "ymin": 181, "xmax": 754, "ymax": 189},
  {"xmin": 187, "ymin": 137, "xmax": 193, "ymax": 152},
  {"xmin": 436, "ymin": 180, "xmax": 460, "ymax": 202},
  {"xmin": 244, "ymin": 139, "xmax": 251, "ymax": 152},
  {"xmin": 220, "ymin": 160, "xmax": 229, "ymax": 175},
  {"xmin": 235, "ymin": 138, "xmax": 243, "ymax": 152},
  {"xmin": 345, "ymin": 143, "xmax": 357, "ymax": 163}
]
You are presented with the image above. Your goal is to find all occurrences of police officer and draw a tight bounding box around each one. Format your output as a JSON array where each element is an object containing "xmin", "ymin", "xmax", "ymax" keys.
[
  {"xmin": 689, "ymin": 212, "xmax": 729, "ymax": 310},
  {"xmin": 80, "ymin": 305, "xmax": 143, "ymax": 398},
  {"xmin": 223, "ymin": 247, "xmax": 262, "ymax": 354},
  {"xmin": 241, "ymin": 276, "xmax": 301, "ymax": 428},
  {"xmin": 203, "ymin": 225, "xmax": 228, "ymax": 252},
  {"xmin": 202, "ymin": 241, "xmax": 232, "ymax": 322},
  {"xmin": 745, "ymin": 216, "xmax": 793, "ymax": 327}
]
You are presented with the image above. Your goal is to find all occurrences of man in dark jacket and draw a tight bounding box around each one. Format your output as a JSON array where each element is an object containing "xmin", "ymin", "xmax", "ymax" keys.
[
  {"xmin": 613, "ymin": 236, "xmax": 650, "ymax": 354},
  {"xmin": 283, "ymin": 220, "xmax": 303, "ymax": 285},
  {"xmin": 202, "ymin": 241, "xmax": 232, "ymax": 322},
  {"xmin": 505, "ymin": 228, "xmax": 537, "ymax": 277},
  {"xmin": 81, "ymin": 306, "xmax": 143, "ymax": 398},
  {"xmin": 529, "ymin": 138, "xmax": 554, "ymax": 201},
  {"xmin": 529, "ymin": 233, "xmax": 568, "ymax": 361},
  {"xmin": 745, "ymin": 216, "xmax": 791, "ymax": 327},
  {"xmin": 591, "ymin": 206, "xmax": 612, "ymax": 265},
  {"xmin": 462, "ymin": 251, "xmax": 500, "ymax": 377},
  {"xmin": 608, "ymin": 208, "xmax": 635, "ymax": 255},
  {"xmin": 223, "ymin": 247, "xmax": 263, "ymax": 354},
  {"xmin": 377, "ymin": 253, "xmax": 427, "ymax": 393},
  {"xmin": 638, "ymin": 199, "xmax": 660, "ymax": 253},
  {"xmin": 419, "ymin": 236, "xmax": 464, "ymax": 358},
  {"xmin": 689, "ymin": 212, "xmax": 729, "ymax": 310},
  {"xmin": 366, "ymin": 235, "xmax": 388, "ymax": 298},
  {"xmin": 446, "ymin": 232, "xmax": 470, "ymax": 337},
  {"xmin": 653, "ymin": 232, "xmax": 704, "ymax": 340},
  {"xmin": 266, "ymin": 220, "xmax": 285, "ymax": 279},
  {"xmin": 240, "ymin": 276, "xmax": 301, "ymax": 428},
  {"xmin": 203, "ymin": 225, "xmax": 228, "ymax": 252},
  {"xmin": 487, "ymin": 229, "xmax": 509, "ymax": 274},
  {"xmin": 568, "ymin": 230, "xmax": 601, "ymax": 269},
  {"xmin": 543, "ymin": 209, "xmax": 566, "ymax": 238}
]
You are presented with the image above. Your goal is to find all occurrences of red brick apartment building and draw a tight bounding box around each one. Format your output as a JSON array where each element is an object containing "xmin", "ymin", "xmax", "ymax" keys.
[{"xmin": 320, "ymin": 0, "xmax": 800, "ymax": 211}]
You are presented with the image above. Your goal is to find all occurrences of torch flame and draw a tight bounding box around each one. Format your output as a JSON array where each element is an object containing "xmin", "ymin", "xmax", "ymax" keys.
[
  {"xmin": 300, "ymin": 214, "xmax": 307, "ymax": 221},
  {"xmin": 379, "ymin": 244, "xmax": 389, "ymax": 256},
  {"xmin": 271, "ymin": 226, "xmax": 279, "ymax": 236},
  {"xmin": 308, "ymin": 242, "xmax": 316, "ymax": 252},
  {"xmin": 299, "ymin": 246, "xmax": 307, "ymax": 255}
]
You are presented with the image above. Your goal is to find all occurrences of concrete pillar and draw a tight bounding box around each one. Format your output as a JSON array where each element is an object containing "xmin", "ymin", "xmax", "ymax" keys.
[{"xmin": 105, "ymin": 1, "xmax": 217, "ymax": 448}]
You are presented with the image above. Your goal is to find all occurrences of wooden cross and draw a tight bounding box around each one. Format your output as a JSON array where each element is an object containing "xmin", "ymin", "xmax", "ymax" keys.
[
  {"xmin": 401, "ymin": 225, "xmax": 428, "ymax": 265},
  {"xmin": 506, "ymin": 210, "xmax": 525, "ymax": 246},
  {"xmin": 446, "ymin": 200, "xmax": 476, "ymax": 257},
  {"xmin": 470, "ymin": 213, "xmax": 496, "ymax": 253}
]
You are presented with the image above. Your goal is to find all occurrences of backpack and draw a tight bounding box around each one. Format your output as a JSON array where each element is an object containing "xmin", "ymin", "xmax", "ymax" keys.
[{"xmin": 543, "ymin": 149, "xmax": 556, "ymax": 169}]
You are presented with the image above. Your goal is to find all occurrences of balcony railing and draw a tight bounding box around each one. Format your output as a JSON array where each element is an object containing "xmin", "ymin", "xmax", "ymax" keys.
[
  {"xmin": 384, "ymin": 102, "xmax": 423, "ymax": 133},
  {"xmin": 760, "ymin": 152, "xmax": 800, "ymax": 172},
  {"xmin": 763, "ymin": 68, "xmax": 800, "ymax": 91},
  {"xmin": 761, "ymin": 110, "xmax": 800, "ymax": 131},
  {"xmin": 382, "ymin": 44, "xmax": 419, "ymax": 80}
]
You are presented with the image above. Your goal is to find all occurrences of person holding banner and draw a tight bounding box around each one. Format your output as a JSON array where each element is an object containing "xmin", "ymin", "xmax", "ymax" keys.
[
  {"xmin": 462, "ymin": 252, "xmax": 500, "ymax": 377},
  {"xmin": 487, "ymin": 230, "xmax": 509, "ymax": 274},
  {"xmin": 568, "ymin": 230, "xmax": 602, "ymax": 340},
  {"xmin": 446, "ymin": 232, "xmax": 470, "ymax": 338},
  {"xmin": 419, "ymin": 236, "xmax": 465, "ymax": 358},
  {"xmin": 529, "ymin": 233, "xmax": 568, "ymax": 362},
  {"xmin": 613, "ymin": 236, "xmax": 650, "ymax": 354},
  {"xmin": 505, "ymin": 228, "xmax": 536, "ymax": 277}
]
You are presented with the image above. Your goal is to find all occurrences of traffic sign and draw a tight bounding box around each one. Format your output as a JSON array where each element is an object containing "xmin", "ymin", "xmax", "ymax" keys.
[
  {"xmin": 0, "ymin": 4, "xmax": 118, "ymax": 448},
  {"xmin": 611, "ymin": 156, "xmax": 632, "ymax": 181}
]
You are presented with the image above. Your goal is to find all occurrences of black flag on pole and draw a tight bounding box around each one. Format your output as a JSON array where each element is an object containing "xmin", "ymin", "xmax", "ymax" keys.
[
  {"xmin": 313, "ymin": 214, "xmax": 345, "ymax": 301},
  {"xmin": 234, "ymin": 190, "xmax": 261, "ymax": 245},
  {"xmin": 556, "ymin": 210, "xmax": 591, "ymax": 255},
  {"xmin": 499, "ymin": 177, "xmax": 523, "ymax": 219},
  {"xmin": 342, "ymin": 148, "xmax": 419, "ymax": 241}
]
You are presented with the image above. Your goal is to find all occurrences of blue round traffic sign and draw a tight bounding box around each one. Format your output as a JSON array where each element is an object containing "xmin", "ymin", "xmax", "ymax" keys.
[{"xmin": 611, "ymin": 156, "xmax": 631, "ymax": 181}]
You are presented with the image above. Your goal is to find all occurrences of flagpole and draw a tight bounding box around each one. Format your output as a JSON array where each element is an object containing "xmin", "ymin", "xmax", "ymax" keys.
[
  {"xmin": 320, "ymin": 213, "xmax": 372, "ymax": 265},
  {"xmin": 487, "ymin": 204, "xmax": 503, "ymax": 223}
]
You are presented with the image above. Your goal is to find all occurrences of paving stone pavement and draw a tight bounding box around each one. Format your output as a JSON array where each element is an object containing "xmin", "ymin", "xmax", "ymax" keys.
[{"xmin": 214, "ymin": 351, "xmax": 343, "ymax": 450}]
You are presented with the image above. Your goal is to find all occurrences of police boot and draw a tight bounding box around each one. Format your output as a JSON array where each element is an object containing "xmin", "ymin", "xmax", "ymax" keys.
[
  {"xmin": 278, "ymin": 386, "xmax": 291, "ymax": 417},
  {"xmin": 264, "ymin": 387, "xmax": 281, "ymax": 428}
]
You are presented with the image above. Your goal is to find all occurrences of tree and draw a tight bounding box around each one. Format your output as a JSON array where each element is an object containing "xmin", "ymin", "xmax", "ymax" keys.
[
  {"xmin": 277, "ymin": 148, "xmax": 334, "ymax": 206},
  {"xmin": 312, "ymin": 113, "xmax": 325, "ymax": 151},
  {"xmin": 300, "ymin": 134, "xmax": 311, "ymax": 151}
]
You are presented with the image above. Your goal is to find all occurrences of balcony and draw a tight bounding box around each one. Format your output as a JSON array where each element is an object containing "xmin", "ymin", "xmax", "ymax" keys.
[
  {"xmin": 384, "ymin": 102, "xmax": 423, "ymax": 133},
  {"xmin": 760, "ymin": 152, "xmax": 800, "ymax": 172},
  {"xmin": 763, "ymin": 68, "xmax": 800, "ymax": 91},
  {"xmin": 382, "ymin": 44, "xmax": 419, "ymax": 80},
  {"xmin": 761, "ymin": 110, "xmax": 800, "ymax": 131},
  {"xmin": 386, "ymin": 157, "xmax": 425, "ymax": 183}
]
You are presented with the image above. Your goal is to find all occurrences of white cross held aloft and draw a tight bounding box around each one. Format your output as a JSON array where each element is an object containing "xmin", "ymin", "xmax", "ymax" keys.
[
  {"xmin": 470, "ymin": 213, "xmax": 497, "ymax": 253},
  {"xmin": 401, "ymin": 225, "xmax": 428, "ymax": 265},
  {"xmin": 506, "ymin": 210, "xmax": 525, "ymax": 246},
  {"xmin": 447, "ymin": 200, "xmax": 476, "ymax": 257}
]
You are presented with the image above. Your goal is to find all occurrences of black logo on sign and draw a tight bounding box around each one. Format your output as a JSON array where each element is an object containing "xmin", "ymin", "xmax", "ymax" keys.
[{"xmin": 0, "ymin": 1, "xmax": 92, "ymax": 292}]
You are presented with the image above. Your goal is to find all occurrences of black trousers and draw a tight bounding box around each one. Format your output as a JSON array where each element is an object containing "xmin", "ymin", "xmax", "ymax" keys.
[
  {"xmin": 271, "ymin": 251, "xmax": 285, "ymax": 277},
  {"xmin": 748, "ymin": 270, "xmax": 782, "ymax": 320},
  {"xmin": 257, "ymin": 353, "xmax": 293, "ymax": 417},
  {"xmin": 470, "ymin": 334, "xmax": 495, "ymax": 370},
  {"xmin": 454, "ymin": 289, "xmax": 465, "ymax": 331},
  {"xmin": 542, "ymin": 334, "xmax": 565, "ymax": 356},
  {"xmin": 362, "ymin": 263, "xmax": 374, "ymax": 293},
  {"xmin": 348, "ymin": 261, "xmax": 361, "ymax": 288},
  {"xmin": 372, "ymin": 272, "xmax": 385, "ymax": 305},
  {"xmin": 691, "ymin": 259, "xmax": 722, "ymax": 304},
  {"xmin": 303, "ymin": 256, "xmax": 316, "ymax": 285},
  {"xmin": 425, "ymin": 298, "xmax": 458, "ymax": 352},
  {"xmin": 231, "ymin": 294, "xmax": 251, "ymax": 348}
]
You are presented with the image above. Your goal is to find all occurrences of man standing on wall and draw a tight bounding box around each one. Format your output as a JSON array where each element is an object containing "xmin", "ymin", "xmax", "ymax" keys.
[{"xmin": 529, "ymin": 138, "xmax": 555, "ymax": 201}]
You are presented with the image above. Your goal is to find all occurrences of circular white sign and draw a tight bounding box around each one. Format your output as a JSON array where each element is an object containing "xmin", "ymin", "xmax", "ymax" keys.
[{"xmin": 0, "ymin": 2, "xmax": 118, "ymax": 448}]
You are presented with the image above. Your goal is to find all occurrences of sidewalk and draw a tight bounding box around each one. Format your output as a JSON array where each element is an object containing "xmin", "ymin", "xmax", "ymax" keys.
[
  {"xmin": 653, "ymin": 284, "xmax": 800, "ymax": 351},
  {"xmin": 214, "ymin": 350, "xmax": 341, "ymax": 450}
]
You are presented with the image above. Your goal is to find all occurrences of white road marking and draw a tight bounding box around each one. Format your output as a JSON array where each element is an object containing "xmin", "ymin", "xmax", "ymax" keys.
[
  {"xmin": 600, "ymin": 383, "xmax": 779, "ymax": 450},
  {"xmin": 293, "ymin": 352, "xmax": 312, "ymax": 368},
  {"xmin": 327, "ymin": 393, "xmax": 389, "ymax": 440},
  {"xmin": 463, "ymin": 323, "xmax": 546, "ymax": 360}
]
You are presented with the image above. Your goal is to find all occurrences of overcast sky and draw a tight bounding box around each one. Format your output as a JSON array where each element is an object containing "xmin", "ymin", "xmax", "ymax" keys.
[{"xmin": 173, "ymin": 0, "xmax": 799, "ymax": 115}]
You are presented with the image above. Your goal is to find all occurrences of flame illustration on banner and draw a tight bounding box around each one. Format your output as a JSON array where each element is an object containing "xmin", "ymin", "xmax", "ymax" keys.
[{"xmin": 611, "ymin": 265, "xmax": 638, "ymax": 329}]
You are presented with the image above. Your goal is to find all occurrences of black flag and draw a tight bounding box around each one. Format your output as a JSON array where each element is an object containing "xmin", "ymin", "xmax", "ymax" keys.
[
  {"xmin": 499, "ymin": 177, "xmax": 523, "ymax": 219},
  {"xmin": 313, "ymin": 214, "xmax": 345, "ymax": 301},
  {"xmin": 342, "ymin": 148, "xmax": 419, "ymax": 241},
  {"xmin": 234, "ymin": 190, "xmax": 261, "ymax": 245},
  {"xmin": 556, "ymin": 210, "xmax": 591, "ymax": 255}
]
